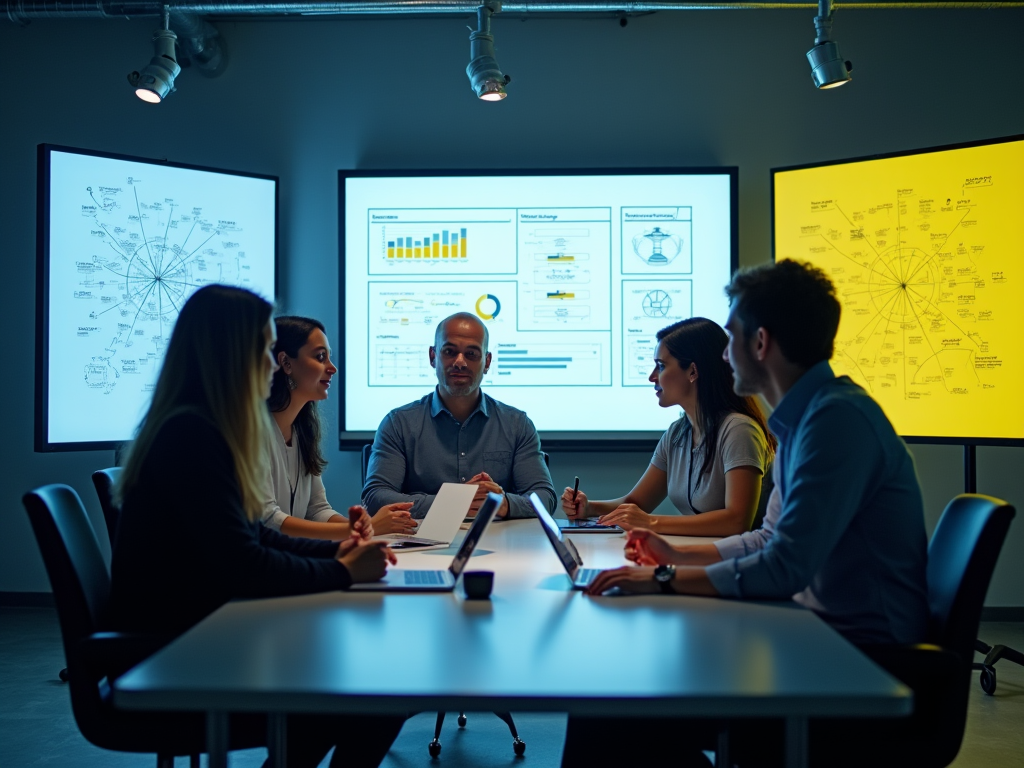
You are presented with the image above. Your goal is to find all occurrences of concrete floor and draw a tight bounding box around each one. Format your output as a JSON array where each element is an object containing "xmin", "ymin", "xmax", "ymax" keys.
[{"xmin": 1, "ymin": 607, "xmax": 1020, "ymax": 768}]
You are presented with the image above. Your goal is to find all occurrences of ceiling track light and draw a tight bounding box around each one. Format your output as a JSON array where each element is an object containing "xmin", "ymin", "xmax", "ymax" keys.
[
  {"xmin": 127, "ymin": 6, "xmax": 180, "ymax": 103},
  {"xmin": 467, "ymin": 1, "xmax": 511, "ymax": 102},
  {"xmin": 806, "ymin": 0, "xmax": 852, "ymax": 90}
]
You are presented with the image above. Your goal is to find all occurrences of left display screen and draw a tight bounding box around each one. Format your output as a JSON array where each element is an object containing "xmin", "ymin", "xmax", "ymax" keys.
[{"xmin": 38, "ymin": 145, "xmax": 277, "ymax": 450}]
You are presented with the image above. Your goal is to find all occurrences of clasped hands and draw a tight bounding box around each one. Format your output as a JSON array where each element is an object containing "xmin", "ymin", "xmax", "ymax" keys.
[
  {"xmin": 334, "ymin": 505, "xmax": 397, "ymax": 582},
  {"xmin": 466, "ymin": 472, "xmax": 509, "ymax": 518}
]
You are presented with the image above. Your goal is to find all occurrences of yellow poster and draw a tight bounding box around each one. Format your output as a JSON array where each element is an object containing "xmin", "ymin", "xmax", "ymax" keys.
[{"xmin": 773, "ymin": 138, "xmax": 1024, "ymax": 440}]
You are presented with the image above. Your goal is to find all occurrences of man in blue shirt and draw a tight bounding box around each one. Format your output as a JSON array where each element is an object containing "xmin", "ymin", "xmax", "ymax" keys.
[
  {"xmin": 363, "ymin": 312, "xmax": 555, "ymax": 520},
  {"xmin": 587, "ymin": 259, "xmax": 930, "ymax": 646}
]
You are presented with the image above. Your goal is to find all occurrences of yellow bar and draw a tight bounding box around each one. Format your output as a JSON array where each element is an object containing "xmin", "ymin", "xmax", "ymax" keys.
[
  {"xmin": 461, "ymin": 238, "xmax": 467, "ymax": 258},
  {"xmin": 387, "ymin": 247, "xmax": 395, "ymax": 259},
  {"xmin": 414, "ymin": 246, "xmax": 421, "ymax": 258},
  {"xmin": 432, "ymin": 241, "xmax": 439, "ymax": 258},
  {"xmin": 442, "ymin": 245, "xmax": 449, "ymax": 258}
]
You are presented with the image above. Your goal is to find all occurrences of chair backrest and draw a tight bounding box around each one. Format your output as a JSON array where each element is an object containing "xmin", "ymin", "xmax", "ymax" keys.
[
  {"xmin": 927, "ymin": 493, "xmax": 1015, "ymax": 661},
  {"xmin": 22, "ymin": 485, "xmax": 111, "ymax": 667},
  {"xmin": 361, "ymin": 443, "xmax": 372, "ymax": 485},
  {"xmin": 91, "ymin": 467, "xmax": 123, "ymax": 547}
]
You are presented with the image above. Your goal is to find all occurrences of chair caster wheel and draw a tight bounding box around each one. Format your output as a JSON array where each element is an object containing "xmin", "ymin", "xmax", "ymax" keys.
[
  {"xmin": 58, "ymin": 668, "xmax": 69, "ymax": 683},
  {"xmin": 428, "ymin": 739, "xmax": 442, "ymax": 757},
  {"xmin": 980, "ymin": 665, "xmax": 997, "ymax": 695},
  {"xmin": 513, "ymin": 737, "xmax": 526, "ymax": 756},
  {"xmin": 457, "ymin": 714, "xmax": 467, "ymax": 728}
]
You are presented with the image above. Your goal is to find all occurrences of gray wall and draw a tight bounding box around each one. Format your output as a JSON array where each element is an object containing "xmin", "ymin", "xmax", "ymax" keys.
[{"xmin": 2, "ymin": 10, "xmax": 1022, "ymax": 605}]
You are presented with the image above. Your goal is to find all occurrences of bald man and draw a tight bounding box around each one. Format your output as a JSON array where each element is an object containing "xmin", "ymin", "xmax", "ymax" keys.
[{"xmin": 362, "ymin": 312, "xmax": 555, "ymax": 520}]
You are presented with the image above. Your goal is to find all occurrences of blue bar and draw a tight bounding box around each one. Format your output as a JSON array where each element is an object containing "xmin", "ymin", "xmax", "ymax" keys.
[
  {"xmin": 499, "ymin": 350, "xmax": 528, "ymax": 355},
  {"xmin": 498, "ymin": 364, "xmax": 568, "ymax": 369},
  {"xmin": 387, "ymin": 241, "xmax": 395, "ymax": 247},
  {"xmin": 443, "ymin": 231, "xmax": 449, "ymax": 245},
  {"xmin": 508, "ymin": 357, "xmax": 573, "ymax": 362}
]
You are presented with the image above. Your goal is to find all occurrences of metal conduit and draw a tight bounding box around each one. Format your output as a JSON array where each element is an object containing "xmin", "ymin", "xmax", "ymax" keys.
[{"xmin": 5, "ymin": 0, "xmax": 1024, "ymax": 21}]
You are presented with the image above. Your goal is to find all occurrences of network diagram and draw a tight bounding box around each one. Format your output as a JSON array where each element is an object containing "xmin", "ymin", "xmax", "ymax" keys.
[{"xmin": 66, "ymin": 181, "xmax": 260, "ymax": 396}]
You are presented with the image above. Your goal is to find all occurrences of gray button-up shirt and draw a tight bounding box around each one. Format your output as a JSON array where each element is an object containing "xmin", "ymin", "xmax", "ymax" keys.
[
  {"xmin": 362, "ymin": 389, "xmax": 556, "ymax": 520},
  {"xmin": 705, "ymin": 361, "xmax": 930, "ymax": 645}
]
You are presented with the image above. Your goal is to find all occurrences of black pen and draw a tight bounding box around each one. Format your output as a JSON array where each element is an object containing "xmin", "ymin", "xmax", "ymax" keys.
[{"xmin": 572, "ymin": 476, "xmax": 580, "ymax": 502}]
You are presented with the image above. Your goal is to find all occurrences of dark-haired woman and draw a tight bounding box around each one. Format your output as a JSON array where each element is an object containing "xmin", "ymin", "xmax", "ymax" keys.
[
  {"xmin": 110, "ymin": 285, "xmax": 405, "ymax": 768},
  {"xmin": 562, "ymin": 317, "xmax": 775, "ymax": 537},
  {"xmin": 264, "ymin": 316, "xmax": 418, "ymax": 539}
]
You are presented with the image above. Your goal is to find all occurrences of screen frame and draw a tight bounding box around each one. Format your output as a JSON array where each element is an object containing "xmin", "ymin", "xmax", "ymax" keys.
[
  {"xmin": 770, "ymin": 133, "xmax": 1024, "ymax": 447},
  {"xmin": 35, "ymin": 143, "xmax": 279, "ymax": 452},
  {"xmin": 338, "ymin": 166, "xmax": 739, "ymax": 451}
]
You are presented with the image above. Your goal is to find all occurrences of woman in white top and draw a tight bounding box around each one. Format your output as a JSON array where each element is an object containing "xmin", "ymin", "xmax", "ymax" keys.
[
  {"xmin": 562, "ymin": 317, "xmax": 776, "ymax": 537},
  {"xmin": 264, "ymin": 316, "xmax": 417, "ymax": 539}
]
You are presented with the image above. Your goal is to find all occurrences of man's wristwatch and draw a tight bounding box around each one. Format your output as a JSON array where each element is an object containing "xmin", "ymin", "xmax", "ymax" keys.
[{"xmin": 653, "ymin": 564, "xmax": 677, "ymax": 594}]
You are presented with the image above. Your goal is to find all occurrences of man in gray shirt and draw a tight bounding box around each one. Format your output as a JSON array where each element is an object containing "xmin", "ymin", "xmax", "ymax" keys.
[{"xmin": 362, "ymin": 312, "xmax": 555, "ymax": 520}]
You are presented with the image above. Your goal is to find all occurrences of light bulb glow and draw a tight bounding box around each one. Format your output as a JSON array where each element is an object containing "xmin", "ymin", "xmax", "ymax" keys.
[
  {"xmin": 135, "ymin": 88, "xmax": 162, "ymax": 103},
  {"xmin": 479, "ymin": 90, "xmax": 506, "ymax": 101}
]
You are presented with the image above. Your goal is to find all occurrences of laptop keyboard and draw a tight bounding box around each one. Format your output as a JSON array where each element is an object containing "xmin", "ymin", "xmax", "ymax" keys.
[
  {"xmin": 577, "ymin": 568, "xmax": 601, "ymax": 584},
  {"xmin": 404, "ymin": 570, "xmax": 447, "ymax": 585}
]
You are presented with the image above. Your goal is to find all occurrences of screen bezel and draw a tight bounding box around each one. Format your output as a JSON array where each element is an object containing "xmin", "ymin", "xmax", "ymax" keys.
[
  {"xmin": 338, "ymin": 166, "xmax": 739, "ymax": 451},
  {"xmin": 35, "ymin": 143, "xmax": 279, "ymax": 452},
  {"xmin": 770, "ymin": 134, "xmax": 1024, "ymax": 447}
]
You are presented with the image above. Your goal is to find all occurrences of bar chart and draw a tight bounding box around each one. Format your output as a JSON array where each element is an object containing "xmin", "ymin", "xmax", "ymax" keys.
[{"xmin": 386, "ymin": 227, "xmax": 468, "ymax": 260}]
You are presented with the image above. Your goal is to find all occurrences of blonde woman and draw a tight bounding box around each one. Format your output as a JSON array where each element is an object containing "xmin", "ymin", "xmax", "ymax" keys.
[{"xmin": 110, "ymin": 285, "xmax": 404, "ymax": 768}]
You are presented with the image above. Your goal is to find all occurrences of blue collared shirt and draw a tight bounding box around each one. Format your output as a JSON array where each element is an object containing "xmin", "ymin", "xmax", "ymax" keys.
[
  {"xmin": 362, "ymin": 389, "xmax": 556, "ymax": 520},
  {"xmin": 705, "ymin": 361, "xmax": 930, "ymax": 645}
]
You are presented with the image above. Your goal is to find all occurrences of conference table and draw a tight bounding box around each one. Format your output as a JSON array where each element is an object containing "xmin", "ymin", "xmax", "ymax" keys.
[{"xmin": 114, "ymin": 519, "xmax": 912, "ymax": 768}]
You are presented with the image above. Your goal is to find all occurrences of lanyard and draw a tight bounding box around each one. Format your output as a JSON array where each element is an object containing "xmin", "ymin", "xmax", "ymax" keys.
[
  {"xmin": 287, "ymin": 445, "xmax": 300, "ymax": 516},
  {"xmin": 686, "ymin": 438, "xmax": 704, "ymax": 515}
]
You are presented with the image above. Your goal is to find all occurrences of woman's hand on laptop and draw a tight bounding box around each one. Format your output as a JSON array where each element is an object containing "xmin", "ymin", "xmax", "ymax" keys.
[
  {"xmin": 625, "ymin": 529, "xmax": 684, "ymax": 566},
  {"xmin": 598, "ymin": 504, "xmax": 651, "ymax": 531},
  {"xmin": 347, "ymin": 505, "xmax": 375, "ymax": 541},
  {"xmin": 371, "ymin": 502, "xmax": 417, "ymax": 535},
  {"xmin": 337, "ymin": 539, "xmax": 397, "ymax": 582},
  {"xmin": 561, "ymin": 487, "xmax": 589, "ymax": 519}
]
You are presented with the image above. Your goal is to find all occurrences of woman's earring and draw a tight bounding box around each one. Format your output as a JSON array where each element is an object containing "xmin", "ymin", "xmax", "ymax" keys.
[{"xmin": 287, "ymin": 375, "xmax": 297, "ymax": 391}]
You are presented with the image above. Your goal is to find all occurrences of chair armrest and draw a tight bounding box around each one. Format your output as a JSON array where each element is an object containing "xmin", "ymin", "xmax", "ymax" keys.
[
  {"xmin": 78, "ymin": 631, "xmax": 174, "ymax": 681},
  {"xmin": 857, "ymin": 643, "xmax": 962, "ymax": 699}
]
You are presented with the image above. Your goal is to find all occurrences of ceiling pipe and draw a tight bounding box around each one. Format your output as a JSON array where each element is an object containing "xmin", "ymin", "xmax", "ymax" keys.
[{"xmin": 5, "ymin": 0, "xmax": 1024, "ymax": 20}]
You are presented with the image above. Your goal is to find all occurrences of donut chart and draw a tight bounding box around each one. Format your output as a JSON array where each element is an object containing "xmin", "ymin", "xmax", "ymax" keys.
[{"xmin": 475, "ymin": 293, "xmax": 501, "ymax": 320}]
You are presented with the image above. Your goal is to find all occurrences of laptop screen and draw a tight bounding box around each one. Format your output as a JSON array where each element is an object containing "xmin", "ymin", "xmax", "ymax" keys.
[
  {"xmin": 449, "ymin": 492, "xmax": 500, "ymax": 578},
  {"xmin": 530, "ymin": 493, "xmax": 579, "ymax": 575}
]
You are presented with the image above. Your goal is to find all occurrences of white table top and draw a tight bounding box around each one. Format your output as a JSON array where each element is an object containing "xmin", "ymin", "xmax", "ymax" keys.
[{"xmin": 114, "ymin": 519, "xmax": 912, "ymax": 719}]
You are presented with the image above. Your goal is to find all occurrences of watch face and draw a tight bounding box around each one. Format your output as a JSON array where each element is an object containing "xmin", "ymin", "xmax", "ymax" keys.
[{"xmin": 654, "ymin": 565, "xmax": 674, "ymax": 582}]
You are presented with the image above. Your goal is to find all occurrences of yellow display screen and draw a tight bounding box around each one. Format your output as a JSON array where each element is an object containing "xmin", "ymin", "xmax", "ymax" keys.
[{"xmin": 773, "ymin": 137, "xmax": 1024, "ymax": 442}]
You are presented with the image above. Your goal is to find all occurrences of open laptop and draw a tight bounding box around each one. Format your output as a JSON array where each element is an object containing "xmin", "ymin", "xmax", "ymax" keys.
[
  {"xmin": 351, "ymin": 492, "xmax": 501, "ymax": 592},
  {"xmin": 374, "ymin": 482, "xmax": 477, "ymax": 550},
  {"xmin": 530, "ymin": 493, "xmax": 603, "ymax": 590},
  {"xmin": 556, "ymin": 518, "xmax": 623, "ymax": 533}
]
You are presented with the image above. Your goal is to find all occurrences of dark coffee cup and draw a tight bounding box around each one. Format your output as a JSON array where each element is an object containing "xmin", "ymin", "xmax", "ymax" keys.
[{"xmin": 462, "ymin": 570, "xmax": 494, "ymax": 599}]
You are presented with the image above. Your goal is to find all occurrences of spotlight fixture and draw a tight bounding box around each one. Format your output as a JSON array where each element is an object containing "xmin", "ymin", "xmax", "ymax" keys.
[
  {"xmin": 467, "ymin": 1, "xmax": 511, "ymax": 101},
  {"xmin": 128, "ymin": 8, "xmax": 180, "ymax": 103},
  {"xmin": 806, "ymin": 0, "xmax": 852, "ymax": 90}
]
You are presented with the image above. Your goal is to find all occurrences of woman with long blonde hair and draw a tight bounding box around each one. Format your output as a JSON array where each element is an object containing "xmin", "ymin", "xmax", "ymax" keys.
[{"xmin": 110, "ymin": 284, "xmax": 404, "ymax": 768}]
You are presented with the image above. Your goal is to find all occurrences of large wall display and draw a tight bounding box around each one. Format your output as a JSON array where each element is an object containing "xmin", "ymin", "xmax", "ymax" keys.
[
  {"xmin": 340, "ymin": 169, "xmax": 737, "ymax": 448},
  {"xmin": 37, "ymin": 145, "xmax": 277, "ymax": 450},
  {"xmin": 773, "ymin": 135, "xmax": 1024, "ymax": 443}
]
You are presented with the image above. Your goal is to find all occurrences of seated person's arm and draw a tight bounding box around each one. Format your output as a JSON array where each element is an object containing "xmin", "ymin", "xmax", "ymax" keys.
[
  {"xmin": 609, "ymin": 466, "xmax": 762, "ymax": 537},
  {"xmin": 561, "ymin": 463, "xmax": 669, "ymax": 521},
  {"xmin": 502, "ymin": 417, "xmax": 557, "ymax": 519},
  {"xmin": 362, "ymin": 414, "xmax": 437, "ymax": 520}
]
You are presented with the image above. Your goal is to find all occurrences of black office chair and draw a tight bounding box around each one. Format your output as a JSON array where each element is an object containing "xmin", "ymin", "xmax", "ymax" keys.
[
  {"xmin": 91, "ymin": 467, "xmax": 123, "ymax": 548},
  {"xmin": 21, "ymin": 483, "xmax": 262, "ymax": 768},
  {"xmin": 360, "ymin": 443, "xmax": 528, "ymax": 757},
  {"xmin": 805, "ymin": 493, "xmax": 1015, "ymax": 768}
]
